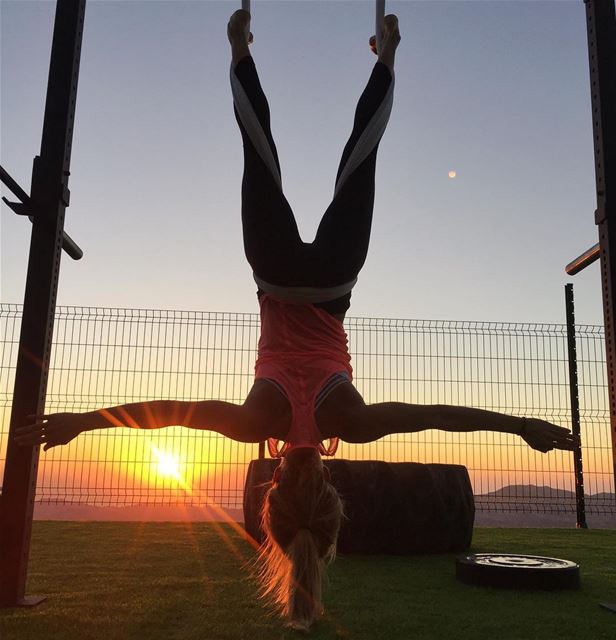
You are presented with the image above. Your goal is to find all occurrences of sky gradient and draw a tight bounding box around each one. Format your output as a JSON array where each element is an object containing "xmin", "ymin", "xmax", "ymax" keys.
[{"xmin": 1, "ymin": 0, "xmax": 605, "ymax": 325}]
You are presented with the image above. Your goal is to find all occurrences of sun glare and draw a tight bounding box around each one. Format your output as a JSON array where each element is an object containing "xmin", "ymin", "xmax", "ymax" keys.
[
  {"xmin": 448, "ymin": 170, "xmax": 457, "ymax": 179},
  {"xmin": 151, "ymin": 446, "xmax": 182, "ymax": 481}
]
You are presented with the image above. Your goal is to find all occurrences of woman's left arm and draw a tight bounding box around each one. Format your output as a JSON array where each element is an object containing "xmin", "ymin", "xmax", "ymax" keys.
[
  {"xmin": 430, "ymin": 404, "xmax": 577, "ymax": 452},
  {"xmin": 339, "ymin": 399, "xmax": 577, "ymax": 453}
]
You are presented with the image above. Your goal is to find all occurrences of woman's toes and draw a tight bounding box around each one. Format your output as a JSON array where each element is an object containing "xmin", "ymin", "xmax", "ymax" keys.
[
  {"xmin": 230, "ymin": 8, "xmax": 251, "ymax": 28},
  {"xmin": 383, "ymin": 14, "xmax": 399, "ymax": 33},
  {"xmin": 228, "ymin": 9, "xmax": 251, "ymax": 40}
]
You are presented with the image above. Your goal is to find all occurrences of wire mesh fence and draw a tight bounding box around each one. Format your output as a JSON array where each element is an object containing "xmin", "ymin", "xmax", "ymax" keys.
[{"xmin": 1, "ymin": 303, "xmax": 614, "ymax": 514}]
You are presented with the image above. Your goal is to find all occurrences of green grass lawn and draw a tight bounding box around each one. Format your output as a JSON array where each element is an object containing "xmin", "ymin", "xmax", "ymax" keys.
[{"xmin": 0, "ymin": 522, "xmax": 615, "ymax": 640}]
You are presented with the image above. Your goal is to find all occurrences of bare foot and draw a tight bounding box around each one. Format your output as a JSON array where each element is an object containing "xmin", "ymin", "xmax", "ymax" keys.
[
  {"xmin": 370, "ymin": 14, "xmax": 401, "ymax": 71},
  {"xmin": 228, "ymin": 9, "xmax": 253, "ymax": 64}
]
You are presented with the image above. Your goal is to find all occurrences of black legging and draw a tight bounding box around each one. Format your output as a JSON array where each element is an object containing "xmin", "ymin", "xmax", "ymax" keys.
[{"xmin": 233, "ymin": 56, "xmax": 393, "ymax": 315}]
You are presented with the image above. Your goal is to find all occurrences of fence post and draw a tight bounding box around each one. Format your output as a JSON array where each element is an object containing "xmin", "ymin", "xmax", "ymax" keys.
[{"xmin": 565, "ymin": 284, "xmax": 588, "ymax": 529}]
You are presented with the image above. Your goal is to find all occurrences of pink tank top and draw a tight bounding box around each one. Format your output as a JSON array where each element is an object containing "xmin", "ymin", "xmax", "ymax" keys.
[{"xmin": 254, "ymin": 294, "xmax": 353, "ymax": 456}]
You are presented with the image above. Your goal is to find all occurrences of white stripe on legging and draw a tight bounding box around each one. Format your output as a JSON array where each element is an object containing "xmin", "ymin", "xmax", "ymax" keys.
[
  {"xmin": 333, "ymin": 71, "xmax": 395, "ymax": 198},
  {"xmin": 230, "ymin": 63, "xmax": 283, "ymax": 190},
  {"xmin": 230, "ymin": 64, "xmax": 394, "ymax": 198}
]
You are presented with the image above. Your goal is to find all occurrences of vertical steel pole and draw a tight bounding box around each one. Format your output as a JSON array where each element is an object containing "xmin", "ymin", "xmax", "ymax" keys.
[
  {"xmin": 375, "ymin": 0, "xmax": 386, "ymax": 54},
  {"xmin": 565, "ymin": 284, "xmax": 588, "ymax": 529},
  {"xmin": 585, "ymin": 0, "xmax": 616, "ymax": 489},
  {"xmin": 258, "ymin": 441, "xmax": 265, "ymax": 459},
  {"xmin": 0, "ymin": 0, "xmax": 86, "ymax": 607}
]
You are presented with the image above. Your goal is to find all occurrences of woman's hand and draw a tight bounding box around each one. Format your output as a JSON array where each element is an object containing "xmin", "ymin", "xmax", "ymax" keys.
[
  {"xmin": 520, "ymin": 418, "xmax": 578, "ymax": 453},
  {"xmin": 13, "ymin": 413, "xmax": 86, "ymax": 451}
]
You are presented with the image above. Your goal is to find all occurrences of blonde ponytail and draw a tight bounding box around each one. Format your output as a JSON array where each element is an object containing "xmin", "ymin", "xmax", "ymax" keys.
[
  {"xmin": 287, "ymin": 528, "xmax": 325, "ymax": 628},
  {"xmin": 252, "ymin": 454, "xmax": 343, "ymax": 631}
]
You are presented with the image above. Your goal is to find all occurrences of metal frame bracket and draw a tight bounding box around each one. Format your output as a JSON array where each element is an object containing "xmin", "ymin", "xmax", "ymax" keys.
[
  {"xmin": 1, "ymin": 163, "xmax": 82, "ymax": 260},
  {"xmin": 2, "ymin": 199, "xmax": 33, "ymax": 217}
]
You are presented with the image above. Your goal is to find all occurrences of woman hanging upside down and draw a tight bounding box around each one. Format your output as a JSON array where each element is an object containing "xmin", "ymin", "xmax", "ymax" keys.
[{"xmin": 15, "ymin": 9, "xmax": 577, "ymax": 632}]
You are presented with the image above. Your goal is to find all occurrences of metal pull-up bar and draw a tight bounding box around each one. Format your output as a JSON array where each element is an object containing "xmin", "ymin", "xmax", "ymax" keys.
[
  {"xmin": 375, "ymin": 0, "xmax": 386, "ymax": 54},
  {"xmin": 1, "ymin": 164, "xmax": 83, "ymax": 261}
]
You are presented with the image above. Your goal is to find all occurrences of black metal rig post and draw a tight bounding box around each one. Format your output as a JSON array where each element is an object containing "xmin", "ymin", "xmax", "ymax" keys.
[
  {"xmin": 0, "ymin": 0, "xmax": 86, "ymax": 607},
  {"xmin": 565, "ymin": 284, "xmax": 588, "ymax": 529},
  {"xmin": 584, "ymin": 0, "xmax": 616, "ymax": 490}
]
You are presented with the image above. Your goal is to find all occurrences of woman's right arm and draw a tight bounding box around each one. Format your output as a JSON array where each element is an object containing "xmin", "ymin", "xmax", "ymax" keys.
[{"xmin": 13, "ymin": 396, "xmax": 273, "ymax": 451}]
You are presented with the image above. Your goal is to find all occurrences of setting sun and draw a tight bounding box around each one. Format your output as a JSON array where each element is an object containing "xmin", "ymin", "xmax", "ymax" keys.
[{"xmin": 151, "ymin": 446, "xmax": 182, "ymax": 481}]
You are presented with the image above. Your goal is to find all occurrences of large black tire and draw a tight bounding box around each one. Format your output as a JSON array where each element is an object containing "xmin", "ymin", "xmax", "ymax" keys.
[
  {"xmin": 456, "ymin": 554, "xmax": 581, "ymax": 590},
  {"xmin": 243, "ymin": 459, "xmax": 475, "ymax": 554}
]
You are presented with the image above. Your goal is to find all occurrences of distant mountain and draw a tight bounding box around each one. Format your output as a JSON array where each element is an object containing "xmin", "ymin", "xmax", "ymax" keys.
[
  {"xmin": 477, "ymin": 484, "xmax": 615, "ymax": 502},
  {"xmin": 478, "ymin": 485, "xmax": 575, "ymax": 499},
  {"xmin": 588, "ymin": 492, "xmax": 616, "ymax": 502}
]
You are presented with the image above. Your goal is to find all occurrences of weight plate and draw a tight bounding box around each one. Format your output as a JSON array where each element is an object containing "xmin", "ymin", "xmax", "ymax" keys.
[{"xmin": 456, "ymin": 553, "xmax": 580, "ymax": 590}]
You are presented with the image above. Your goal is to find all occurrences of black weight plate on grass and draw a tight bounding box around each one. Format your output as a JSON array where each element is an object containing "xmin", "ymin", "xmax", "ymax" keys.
[{"xmin": 456, "ymin": 554, "xmax": 580, "ymax": 590}]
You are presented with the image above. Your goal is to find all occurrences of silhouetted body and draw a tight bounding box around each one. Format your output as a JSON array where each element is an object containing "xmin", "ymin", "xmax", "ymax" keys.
[{"xmin": 232, "ymin": 54, "xmax": 394, "ymax": 455}]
